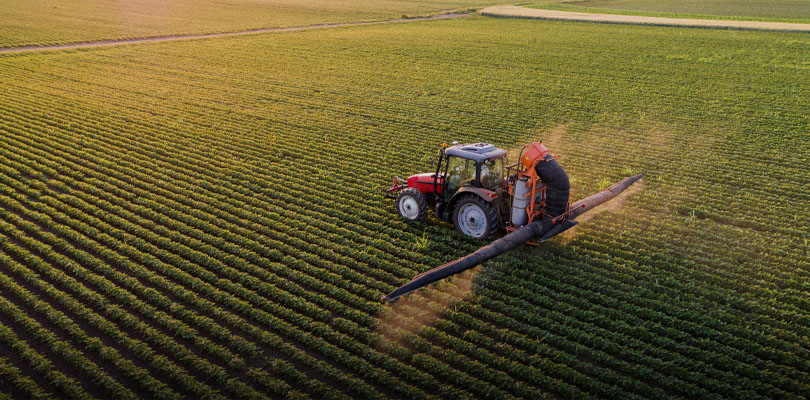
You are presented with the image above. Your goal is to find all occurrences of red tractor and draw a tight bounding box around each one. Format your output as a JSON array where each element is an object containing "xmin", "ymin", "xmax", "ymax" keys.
[{"xmin": 386, "ymin": 142, "xmax": 571, "ymax": 240}]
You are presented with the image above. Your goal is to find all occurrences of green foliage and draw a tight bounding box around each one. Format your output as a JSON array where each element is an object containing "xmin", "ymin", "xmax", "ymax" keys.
[
  {"xmin": 0, "ymin": 13, "xmax": 808, "ymax": 399},
  {"xmin": 0, "ymin": 0, "xmax": 498, "ymax": 48}
]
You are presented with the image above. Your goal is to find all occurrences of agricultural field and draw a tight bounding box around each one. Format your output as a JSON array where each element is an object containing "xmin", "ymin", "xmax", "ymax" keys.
[
  {"xmin": 1, "ymin": 6, "xmax": 810, "ymax": 400},
  {"xmin": 0, "ymin": 0, "xmax": 499, "ymax": 48},
  {"xmin": 530, "ymin": 0, "xmax": 810, "ymax": 21}
]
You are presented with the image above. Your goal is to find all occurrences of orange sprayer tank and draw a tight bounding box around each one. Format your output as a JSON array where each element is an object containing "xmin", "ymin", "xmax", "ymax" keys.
[{"xmin": 520, "ymin": 142, "xmax": 549, "ymax": 171}]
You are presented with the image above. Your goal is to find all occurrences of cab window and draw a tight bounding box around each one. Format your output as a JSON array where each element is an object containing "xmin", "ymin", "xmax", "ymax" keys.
[
  {"xmin": 479, "ymin": 157, "xmax": 504, "ymax": 189},
  {"xmin": 446, "ymin": 156, "xmax": 474, "ymax": 193}
]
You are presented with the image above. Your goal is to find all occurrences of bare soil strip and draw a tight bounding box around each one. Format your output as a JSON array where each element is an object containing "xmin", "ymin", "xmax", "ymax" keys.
[
  {"xmin": 0, "ymin": 13, "xmax": 468, "ymax": 55},
  {"xmin": 481, "ymin": 6, "xmax": 810, "ymax": 32}
]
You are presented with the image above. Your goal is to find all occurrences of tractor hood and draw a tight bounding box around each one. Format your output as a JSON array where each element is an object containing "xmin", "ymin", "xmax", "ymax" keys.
[{"xmin": 408, "ymin": 173, "xmax": 443, "ymax": 194}]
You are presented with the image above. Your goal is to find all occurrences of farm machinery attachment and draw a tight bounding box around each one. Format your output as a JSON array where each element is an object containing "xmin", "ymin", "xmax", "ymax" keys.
[{"xmin": 382, "ymin": 142, "xmax": 643, "ymax": 302}]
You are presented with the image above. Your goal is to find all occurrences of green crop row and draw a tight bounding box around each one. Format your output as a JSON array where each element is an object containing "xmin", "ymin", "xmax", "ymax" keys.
[
  {"xmin": 0, "ymin": 134, "xmax": 460, "ymax": 396},
  {"xmin": 1, "ymin": 14, "xmax": 809, "ymax": 399},
  {"xmin": 0, "ymin": 93, "xmax": 548, "ymax": 396},
  {"xmin": 0, "ymin": 0, "xmax": 498, "ymax": 48}
]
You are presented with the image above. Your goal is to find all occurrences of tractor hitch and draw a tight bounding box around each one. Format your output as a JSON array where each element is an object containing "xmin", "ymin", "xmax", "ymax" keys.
[{"xmin": 385, "ymin": 176, "xmax": 407, "ymax": 199}]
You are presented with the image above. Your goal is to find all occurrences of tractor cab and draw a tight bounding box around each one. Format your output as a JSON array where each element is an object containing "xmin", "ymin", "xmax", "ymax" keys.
[{"xmin": 443, "ymin": 143, "xmax": 506, "ymax": 195}]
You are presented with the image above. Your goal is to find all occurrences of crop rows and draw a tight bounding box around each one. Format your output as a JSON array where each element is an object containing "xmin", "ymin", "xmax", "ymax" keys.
[
  {"xmin": 1, "ymin": 15, "xmax": 809, "ymax": 399},
  {"xmin": 0, "ymin": 0, "xmax": 498, "ymax": 49}
]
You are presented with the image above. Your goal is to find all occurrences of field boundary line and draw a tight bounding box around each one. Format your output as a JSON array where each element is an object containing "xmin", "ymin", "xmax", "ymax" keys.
[
  {"xmin": 481, "ymin": 6, "xmax": 810, "ymax": 32},
  {"xmin": 0, "ymin": 13, "xmax": 469, "ymax": 55}
]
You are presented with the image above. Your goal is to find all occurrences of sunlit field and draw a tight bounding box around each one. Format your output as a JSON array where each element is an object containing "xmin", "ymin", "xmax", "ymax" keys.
[
  {"xmin": 1, "ymin": 3, "xmax": 809, "ymax": 399},
  {"xmin": 0, "ymin": 0, "xmax": 498, "ymax": 48}
]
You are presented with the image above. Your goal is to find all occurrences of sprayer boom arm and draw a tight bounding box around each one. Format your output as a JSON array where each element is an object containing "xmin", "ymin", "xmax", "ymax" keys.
[{"xmin": 569, "ymin": 173, "xmax": 644, "ymax": 219}]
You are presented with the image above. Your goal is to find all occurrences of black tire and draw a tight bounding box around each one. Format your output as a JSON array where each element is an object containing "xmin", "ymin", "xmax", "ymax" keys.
[
  {"xmin": 396, "ymin": 188, "xmax": 428, "ymax": 221},
  {"xmin": 452, "ymin": 195, "xmax": 500, "ymax": 240}
]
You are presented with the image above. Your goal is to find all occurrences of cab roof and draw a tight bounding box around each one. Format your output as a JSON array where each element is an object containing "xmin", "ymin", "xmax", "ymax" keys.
[{"xmin": 445, "ymin": 142, "xmax": 507, "ymax": 162}]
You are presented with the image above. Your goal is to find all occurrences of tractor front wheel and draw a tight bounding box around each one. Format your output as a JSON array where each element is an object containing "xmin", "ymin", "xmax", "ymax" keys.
[
  {"xmin": 396, "ymin": 188, "xmax": 427, "ymax": 221},
  {"xmin": 453, "ymin": 196, "xmax": 499, "ymax": 240}
]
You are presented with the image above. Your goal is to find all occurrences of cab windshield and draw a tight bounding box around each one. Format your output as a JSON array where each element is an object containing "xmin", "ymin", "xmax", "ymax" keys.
[
  {"xmin": 446, "ymin": 156, "xmax": 475, "ymax": 194},
  {"xmin": 479, "ymin": 157, "xmax": 504, "ymax": 189}
]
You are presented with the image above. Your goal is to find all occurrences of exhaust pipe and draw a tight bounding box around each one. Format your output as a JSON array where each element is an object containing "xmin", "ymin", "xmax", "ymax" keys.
[{"xmin": 380, "ymin": 173, "xmax": 644, "ymax": 302}]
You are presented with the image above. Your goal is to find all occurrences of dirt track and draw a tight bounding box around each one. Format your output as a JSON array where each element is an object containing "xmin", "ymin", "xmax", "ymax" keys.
[
  {"xmin": 0, "ymin": 13, "xmax": 468, "ymax": 55},
  {"xmin": 481, "ymin": 5, "xmax": 810, "ymax": 32}
]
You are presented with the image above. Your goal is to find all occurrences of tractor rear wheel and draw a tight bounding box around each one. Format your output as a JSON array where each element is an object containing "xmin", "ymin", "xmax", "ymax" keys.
[
  {"xmin": 396, "ymin": 188, "xmax": 427, "ymax": 221},
  {"xmin": 453, "ymin": 195, "xmax": 499, "ymax": 240}
]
